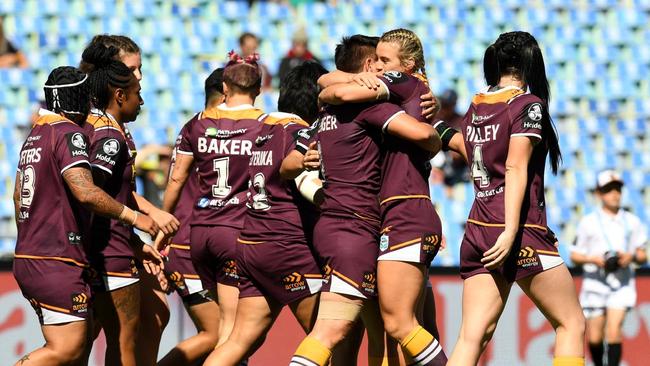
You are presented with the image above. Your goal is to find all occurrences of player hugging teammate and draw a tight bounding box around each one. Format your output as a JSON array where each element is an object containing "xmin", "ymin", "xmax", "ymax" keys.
[{"xmin": 12, "ymin": 29, "xmax": 591, "ymax": 366}]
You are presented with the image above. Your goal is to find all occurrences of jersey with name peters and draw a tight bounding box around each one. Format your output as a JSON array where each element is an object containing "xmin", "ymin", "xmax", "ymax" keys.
[
  {"xmin": 15, "ymin": 110, "xmax": 92, "ymax": 266},
  {"xmin": 169, "ymin": 117, "xmax": 200, "ymax": 249},
  {"xmin": 239, "ymin": 112, "xmax": 318, "ymax": 244},
  {"xmin": 461, "ymin": 86, "xmax": 548, "ymax": 227},
  {"xmin": 178, "ymin": 104, "xmax": 266, "ymax": 228},
  {"xmin": 376, "ymin": 71, "xmax": 433, "ymax": 205},
  {"xmin": 317, "ymin": 102, "xmax": 405, "ymax": 222},
  {"xmin": 85, "ymin": 110, "xmax": 138, "ymax": 258}
]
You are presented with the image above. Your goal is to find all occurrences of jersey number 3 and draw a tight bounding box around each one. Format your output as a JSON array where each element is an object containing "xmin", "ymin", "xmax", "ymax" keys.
[
  {"xmin": 212, "ymin": 157, "xmax": 232, "ymax": 198},
  {"xmin": 471, "ymin": 144, "xmax": 490, "ymax": 188}
]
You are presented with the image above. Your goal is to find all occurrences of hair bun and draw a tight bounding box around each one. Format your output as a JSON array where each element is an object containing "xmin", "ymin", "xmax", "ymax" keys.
[
  {"xmin": 46, "ymin": 66, "xmax": 87, "ymax": 86},
  {"xmin": 81, "ymin": 43, "xmax": 120, "ymax": 69}
]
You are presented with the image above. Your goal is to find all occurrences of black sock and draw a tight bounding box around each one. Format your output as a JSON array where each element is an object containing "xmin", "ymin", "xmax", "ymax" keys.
[
  {"xmin": 607, "ymin": 343, "xmax": 622, "ymax": 366},
  {"xmin": 588, "ymin": 342, "xmax": 604, "ymax": 366}
]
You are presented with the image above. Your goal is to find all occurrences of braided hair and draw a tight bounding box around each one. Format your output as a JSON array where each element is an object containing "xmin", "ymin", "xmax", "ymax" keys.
[
  {"xmin": 80, "ymin": 43, "xmax": 134, "ymax": 111},
  {"xmin": 484, "ymin": 31, "xmax": 562, "ymax": 174},
  {"xmin": 379, "ymin": 28, "xmax": 428, "ymax": 83},
  {"xmin": 223, "ymin": 51, "xmax": 262, "ymax": 97},
  {"xmin": 43, "ymin": 66, "xmax": 90, "ymax": 123}
]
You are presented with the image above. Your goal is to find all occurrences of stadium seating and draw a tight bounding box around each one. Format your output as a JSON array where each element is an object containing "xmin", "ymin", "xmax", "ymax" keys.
[{"xmin": 0, "ymin": 0, "xmax": 648, "ymax": 265}]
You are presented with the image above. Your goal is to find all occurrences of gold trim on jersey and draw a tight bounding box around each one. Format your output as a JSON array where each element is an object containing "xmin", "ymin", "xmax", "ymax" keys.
[
  {"xmin": 332, "ymin": 270, "xmax": 360, "ymax": 289},
  {"xmin": 237, "ymin": 238, "xmax": 265, "ymax": 245},
  {"xmin": 263, "ymin": 115, "xmax": 309, "ymax": 127},
  {"xmin": 87, "ymin": 113, "xmax": 122, "ymax": 130},
  {"xmin": 104, "ymin": 271, "xmax": 137, "ymax": 278},
  {"xmin": 39, "ymin": 301, "xmax": 71, "ymax": 313},
  {"xmin": 201, "ymin": 107, "xmax": 266, "ymax": 122},
  {"xmin": 183, "ymin": 274, "xmax": 201, "ymax": 279},
  {"xmin": 33, "ymin": 114, "xmax": 74, "ymax": 126},
  {"xmin": 170, "ymin": 244, "xmax": 190, "ymax": 250},
  {"xmin": 466, "ymin": 219, "xmax": 548, "ymax": 232},
  {"xmin": 304, "ymin": 274, "xmax": 323, "ymax": 279},
  {"xmin": 380, "ymin": 195, "xmax": 431, "ymax": 205},
  {"xmin": 472, "ymin": 88, "xmax": 525, "ymax": 105},
  {"xmin": 14, "ymin": 254, "xmax": 89, "ymax": 268},
  {"xmin": 537, "ymin": 249, "xmax": 560, "ymax": 256},
  {"xmin": 390, "ymin": 238, "xmax": 422, "ymax": 251},
  {"xmin": 353, "ymin": 212, "xmax": 381, "ymax": 223}
]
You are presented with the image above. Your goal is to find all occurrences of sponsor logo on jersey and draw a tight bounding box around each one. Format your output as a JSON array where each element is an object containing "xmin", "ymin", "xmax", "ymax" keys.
[
  {"xmin": 223, "ymin": 259, "xmax": 239, "ymax": 279},
  {"xmin": 197, "ymin": 196, "xmax": 240, "ymax": 209},
  {"xmin": 421, "ymin": 233, "xmax": 440, "ymax": 254},
  {"xmin": 476, "ymin": 186, "xmax": 504, "ymax": 198},
  {"xmin": 379, "ymin": 234, "xmax": 389, "ymax": 251},
  {"xmin": 71, "ymin": 133, "xmax": 86, "ymax": 149},
  {"xmin": 527, "ymin": 103, "xmax": 543, "ymax": 121},
  {"xmin": 102, "ymin": 139, "xmax": 120, "ymax": 156},
  {"xmin": 283, "ymin": 272, "xmax": 307, "ymax": 292},
  {"xmin": 517, "ymin": 246, "xmax": 539, "ymax": 268},
  {"xmin": 67, "ymin": 232, "xmax": 82, "ymax": 246},
  {"xmin": 205, "ymin": 127, "xmax": 218, "ymax": 137},
  {"xmin": 198, "ymin": 197, "xmax": 210, "ymax": 208},
  {"xmin": 362, "ymin": 272, "xmax": 376, "ymax": 295},
  {"xmin": 255, "ymin": 134, "xmax": 273, "ymax": 146},
  {"xmin": 95, "ymin": 153, "xmax": 116, "ymax": 166},
  {"xmin": 382, "ymin": 71, "xmax": 408, "ymax": 84},
  {"xmin": 471, "ymin": 113, "xmax": 496, "ymax": 124},
  {"xmin": 71, "ymin": 292, "xmax": 89, "ymax": 313}
]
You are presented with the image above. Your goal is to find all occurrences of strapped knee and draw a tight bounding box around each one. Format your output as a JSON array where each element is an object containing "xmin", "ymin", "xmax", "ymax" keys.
[{"xmin": 316, "ymin": 300, "xmax": 362, "ymax": 322}]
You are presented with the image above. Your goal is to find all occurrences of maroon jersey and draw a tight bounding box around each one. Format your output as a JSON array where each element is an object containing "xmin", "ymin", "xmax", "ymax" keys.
[
  {"xmin": 238, "ymin": 113, "xmax": 317, "ymax": 243},
  {"xmin": 177, "ymin": 105, "xmax": 266, "ymax": 228},
  {"xmin": 315, "ymin": 102, "xmax": 404, "ymax": 222},
  {"xmin": 169, "ymin": 118, "xmax": 200, "ymax": 248},
  {"xmin": 15, "ymin": 110, "xmax": 92, "ymax": 267},
  {"xmin": 376, "ymin": 72, "xmax": 433, "ymax": 204},
  {"xmin": 461, "ymin": 86, "xmax": 548, "ymax": 227},
  {"xmin": 86, "ymin": 110, "xmax": 138, "ymax": 258}
]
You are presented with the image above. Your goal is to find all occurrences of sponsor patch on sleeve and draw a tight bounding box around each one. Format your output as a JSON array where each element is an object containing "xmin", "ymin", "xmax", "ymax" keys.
[
  {"xmin": 522, "ymin": 102, "xmax": 543, "ymax": 130},
  {"xmin": 93, "ymin": 137, "xmax": 122, "ymax": 167},
  {"xmin": 65, "ymin": 132, "xmax": 89, "ymax": 158},
  {"xmin": 382, "ymin": 71, "xmax": 409, "ymax": 84}
]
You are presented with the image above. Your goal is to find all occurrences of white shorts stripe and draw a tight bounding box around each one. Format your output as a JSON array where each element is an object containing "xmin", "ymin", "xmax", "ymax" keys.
[
  {"xmin": 103, "ymin": 276, "xmax": 139, "ymax": 291},
  {"xmin": 41, "ymin": 307, "xmax": 85, "ymax": 325},
  {"xmin": 185, "ymin": 278, "xmax": 204, "ymax": 295}
]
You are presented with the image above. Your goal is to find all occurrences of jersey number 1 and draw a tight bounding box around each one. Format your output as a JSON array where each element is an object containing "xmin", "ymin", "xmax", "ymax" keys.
[
  {"xmin": 212, "ymin": 157, "xmax": 231, "ymax": 198},
  {"xmin": 471, "ymin": 144, "xmax": 490, "ymax": 188}
]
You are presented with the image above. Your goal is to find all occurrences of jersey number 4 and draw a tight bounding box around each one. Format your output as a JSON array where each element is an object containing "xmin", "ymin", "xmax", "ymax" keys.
[
  {"xmin": 212, "ymin": 157, "xmax": 232, "ymax": 198},
  {"xmin": 471, "ymin": 144, "xmax": 491, "ymax": 188}
]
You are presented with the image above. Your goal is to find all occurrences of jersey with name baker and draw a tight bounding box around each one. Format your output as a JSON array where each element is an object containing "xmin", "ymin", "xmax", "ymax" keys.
[
  {"xmin": 461, "ymin": 86, "xmax": 547, "ymax": 227},
  {"xmin": 239, "ymin": 113, "xmax": 317, "ymax": 244},
  {"xmin": 177, "ymin": 105, "xmax": 266, "ymax": 228},
  {"xmin": 376, "ymin": 71, "xmax": 433, "ymax": 204},
  {"xmin": 85, "ymin": 111, "xmax": 138, "ymax": 259},
  {"xmin": 317, "ymin": 102, "xmax": 405, "ymax": 222},
  {"xmin": 15, "ymin": 111, "xmax": 92, "ymax": 266}
]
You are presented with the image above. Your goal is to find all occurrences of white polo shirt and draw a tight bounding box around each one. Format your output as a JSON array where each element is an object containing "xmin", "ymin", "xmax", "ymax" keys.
[{"xmin": 571, "ymin": 208, "xmax": 647, "ymax": 292}]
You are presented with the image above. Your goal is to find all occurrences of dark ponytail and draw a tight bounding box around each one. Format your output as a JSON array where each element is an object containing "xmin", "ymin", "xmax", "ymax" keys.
[
  {"xmin": 484, "ymin": 31, "xmax": 562, "ymax": 174},
  {"xmin": 80, "ymin": 43, "xmax": 133, "ymax": 111}
]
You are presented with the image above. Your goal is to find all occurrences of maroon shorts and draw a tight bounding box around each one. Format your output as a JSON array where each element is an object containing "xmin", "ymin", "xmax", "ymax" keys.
[
  {"xmin": 190, "ymin": 225, "xmax": 240, "ymax": 289},
  {"xmin": 460, "ymin": 221, "xmax": 564, "ymax": 283},
  {"xmin": 238, "ymin": 239, "xmax": 322, "ymax": 305},
  {"xmin": 88, "ymin": 256, "xmax": 139, "ymax": 292},
  {"xmin": 313, "ymin": 214, "xmax": 379, "ymax": 299},
  {"xmin": 14, "ymin": 258, "xmax": 91, "ymax": 325},
  {"xmin": 164, "ymin": 244, "xmax": 204, "ymax": 299},
  {"xmin": 378, "ymin": 199, "xmax": 442, "ymax": 265}
]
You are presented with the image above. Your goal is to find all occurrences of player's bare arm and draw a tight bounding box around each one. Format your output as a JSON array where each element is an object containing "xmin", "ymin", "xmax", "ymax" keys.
[
  {"xmin": 132, "ymin": 191, "xmax": 180, "ymax": 236},
  {"xmin": 317, "ymin": 70, "xmax": 356, "ymax": 88},
  {"xmin": 386, "ymin": 113, "xmax": 441, "ymax": 153},
  {"xmin": 161, "ymin": 152, "xmax": 193, "ymax": 214},
  {"xmin": 62, "ymin": 166, "xmax": 159, "ymax": 236},
  {"xmin": 481, "ymin": 136, "xmax": 535, "ymax": 269},
  {"xmin": 280, "ymin": 150, "xmax": 306, "ymax": 180},
  {"xmin": 12, "ymin": 171, "xmax": 20, "ymax": 228},
  {"xmin": 319, "ymin": 81, "xmax": 387, "ymax": 105},
  {"xmin": 130, "ymin": 233, "xmax": 164, "ymax": 274}
]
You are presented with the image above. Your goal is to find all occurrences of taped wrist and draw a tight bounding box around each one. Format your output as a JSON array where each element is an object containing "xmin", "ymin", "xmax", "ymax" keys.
[
  {"xmin": 434, "ymin": 120, "xmax": 458, "ymax": 151},
  {"xmin": 295, "ymin": 170, "xmax": 322, "ymax": 204}
]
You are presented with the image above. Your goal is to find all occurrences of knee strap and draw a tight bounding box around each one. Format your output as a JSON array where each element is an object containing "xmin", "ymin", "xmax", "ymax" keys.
[{"xmin": 317, "ymin": 300, "xmax": 362, "ymax": 321}]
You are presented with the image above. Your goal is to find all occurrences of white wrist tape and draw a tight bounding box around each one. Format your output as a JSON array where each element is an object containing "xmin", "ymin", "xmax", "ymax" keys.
[{"xmin": 295, "ymin": 170, "xmax": 322, "ymax": 203}]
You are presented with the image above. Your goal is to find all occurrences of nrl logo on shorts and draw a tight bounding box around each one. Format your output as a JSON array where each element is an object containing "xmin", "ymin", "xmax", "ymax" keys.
[{"xmin": 379, "ymin": 234, "xmax": 389, "ymax": 251}]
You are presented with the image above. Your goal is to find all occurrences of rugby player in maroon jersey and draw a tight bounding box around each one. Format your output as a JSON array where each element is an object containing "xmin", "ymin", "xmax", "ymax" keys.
[
  {"xmin": 80, "ymin": 42, "xmax": 175, "ymax": 366},
  {"xmin": 12, "ymin": 66, "xmax": 160, "ymax": 366},
  {"xmin": 80, "ymin": 34, "xmax": 179, "ymax": 365},
  {"xmin": 439, "ymin": 32, "xmax": 585, "ymax": 366},
  {"xmin": 202, "ymin": 60, "xmax": 327, "ymax": 366},
  {"xmin": 289, "ymin": 36, "xmax": 441, "ymax": 366},
  {"xmin": 159, "ymin": 52, "xmax": 267, "ymax": 352},
  {"xmin": 320, "ymin": 29, "xmax": 448, "ymax": 365},
  {"xmin": 157, "ymin": 68, "xmax": 225, "ymax": 366}
]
